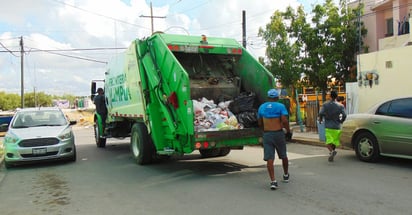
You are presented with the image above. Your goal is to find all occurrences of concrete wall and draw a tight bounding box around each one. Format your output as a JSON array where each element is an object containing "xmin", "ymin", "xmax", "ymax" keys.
[{"xmin": 356, "ymin": 45, "xmax": 412, "ymax": 112}]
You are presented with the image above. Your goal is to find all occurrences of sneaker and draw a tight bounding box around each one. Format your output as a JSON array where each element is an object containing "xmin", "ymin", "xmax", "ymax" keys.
[
  {"xmin": 270, "ymin": 181, "xmax": 278, "ymax": 190},
  {"xmin": 283, "ymin": 174, "xmax": 289, "ymax": 183},
  {"xmin": 328, "ymin": 150, "xmax": 337, "ymax": 162}
]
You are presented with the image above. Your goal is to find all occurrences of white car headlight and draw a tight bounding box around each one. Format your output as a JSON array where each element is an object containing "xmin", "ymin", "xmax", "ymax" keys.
[
  {"xmin": 58, "ymin": 128, "xmax": 73, "ymax": 140},
  {"xmin": 4, "ymin": 133, "xmax": 19, "ymax": 144}
]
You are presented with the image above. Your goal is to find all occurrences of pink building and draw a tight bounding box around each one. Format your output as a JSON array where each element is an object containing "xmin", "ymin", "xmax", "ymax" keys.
[
  {"xmin": 350, "ymin": 0, "xmax": 412, "ymax": 52},
  {"xmin": 346, "ymin": 0, "xmax": 412, "ymax": 113}
]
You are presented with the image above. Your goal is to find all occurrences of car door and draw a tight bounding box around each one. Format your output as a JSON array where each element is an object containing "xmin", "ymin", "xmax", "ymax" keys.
[{"xmin": 373, "ymin": 98, "xmax": 412, "ymax": 156}]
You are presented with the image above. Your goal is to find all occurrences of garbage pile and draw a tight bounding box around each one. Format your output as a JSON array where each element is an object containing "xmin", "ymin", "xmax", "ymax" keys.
[{"xmin": 193, "ymin": 92, "xmax": 258, "ymax": 132}]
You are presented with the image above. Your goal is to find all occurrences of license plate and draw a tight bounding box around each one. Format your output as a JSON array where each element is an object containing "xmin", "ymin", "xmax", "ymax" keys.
[
  {"xmin": 183, "ymin": 45, "xmax": 198, "ymax": 53},
  {"xmin": 33, "ymin": 148, "xmax": 47, "ymax": 155}
]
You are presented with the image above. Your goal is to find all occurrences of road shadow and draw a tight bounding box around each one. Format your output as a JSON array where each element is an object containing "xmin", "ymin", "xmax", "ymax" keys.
[
  {"xmin": 146, "ymin": 158, "xmax": 266, "ymax": 176},
  {"xmin": 364, "ymin": 156, "xmax": 412, "ymax": 169},
  {"xmin": 2, "ymin": 158, "xmax": 75, "ymax": 171}
]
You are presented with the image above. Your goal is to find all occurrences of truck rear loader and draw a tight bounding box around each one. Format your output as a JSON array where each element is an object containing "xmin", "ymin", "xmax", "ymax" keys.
[{"xmin": 91, "ymin": 33, "xmax": 277, "ymax": 165}]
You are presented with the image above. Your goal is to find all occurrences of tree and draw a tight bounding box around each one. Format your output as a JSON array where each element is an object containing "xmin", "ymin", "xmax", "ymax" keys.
[
  {"xmin": 300, "ymin": 0, "xmax": 367, "ymax": 101},
  {"xmin": 258, "ymin": 5, "xmax": 306, "ymax": 113},
  {"xmin": 0, "ymin": 92, "xmax": 20, "ymax": 111},
  {"xmin": 24, "ymin": 92, "xmax": 53, "ymax": 107},
  {"xmin": 0, "ymin": 91, "xmax": 78, "ymax": 110},
  {"xmin": 259, "ymin": 0, "xmax": 367, "ymax": 101}
]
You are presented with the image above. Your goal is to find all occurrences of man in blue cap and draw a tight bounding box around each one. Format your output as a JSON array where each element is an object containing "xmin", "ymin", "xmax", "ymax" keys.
[{"xmin": 257, "ymin": 89, "xmax": 292, "ymax": 190}]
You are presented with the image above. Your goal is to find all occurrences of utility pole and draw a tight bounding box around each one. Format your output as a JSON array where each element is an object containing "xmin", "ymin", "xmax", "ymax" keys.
[
  {"xmin": 20, "ymin": 36, "xmax": 24, "ymax": 108},
  {"xmin": 242, "ymin": 10, "xmax": 246, "ymax": 48},
  {"xmin": 357, "ymin": 0, "xmax": 362, "ymax": 80},
  {"xmin": 34, "ymin": 87, "xmax": 37, "ymax": 107},
  {"xmin": 140, "ymin": 2, "xmax": 166, "ymax": 34}
]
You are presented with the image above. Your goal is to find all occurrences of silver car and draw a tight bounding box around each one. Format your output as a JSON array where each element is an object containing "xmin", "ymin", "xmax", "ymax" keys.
[
  {"xmin": 3, "ymin": 107, "xmax": 77, "ymax": 168},
  {"xmin": 340, "ymin": 97, "xmax": 412, "ymax": 162}
]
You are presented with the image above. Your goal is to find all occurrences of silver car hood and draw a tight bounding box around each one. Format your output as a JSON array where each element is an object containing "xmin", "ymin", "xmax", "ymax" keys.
[{"xmin": 9, "ymin": 125, "xmax": 70, "ymax": 139}]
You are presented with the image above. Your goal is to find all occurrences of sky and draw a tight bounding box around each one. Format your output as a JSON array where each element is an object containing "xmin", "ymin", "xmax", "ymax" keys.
[{"xmin": 0, "ymin": 0, "xmax": 325, "ymax": 97}]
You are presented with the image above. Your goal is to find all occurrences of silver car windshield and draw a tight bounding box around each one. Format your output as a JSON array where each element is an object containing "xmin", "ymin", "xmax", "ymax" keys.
[{"xmin": 11, "ymin": 110, "xmax": 68, "ymax": 128}]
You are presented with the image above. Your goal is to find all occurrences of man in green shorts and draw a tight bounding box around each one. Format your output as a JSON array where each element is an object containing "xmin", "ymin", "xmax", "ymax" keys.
[{"xmin": 318, "ymin": 90, "xmax": 346, "ymax": 162}]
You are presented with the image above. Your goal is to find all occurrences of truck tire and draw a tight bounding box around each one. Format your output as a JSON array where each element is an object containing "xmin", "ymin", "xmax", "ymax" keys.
[
  {"xmin": 94, "ymin": 122, "xmax": 106, "ymax": 148},
  {"xmin": 199, "ymin": 148, "xmax": 220, "ymax": 158},
  {"xmin": 219, "ymin": 147, "xmax": 231, "ymax": 156},
  {"xmin": 130, "ymin": 123, "xmax": 155, "ymax": 165}
]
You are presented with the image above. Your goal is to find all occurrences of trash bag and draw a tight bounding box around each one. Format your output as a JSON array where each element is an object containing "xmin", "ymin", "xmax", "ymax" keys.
[
  {"xmin": 236, "ymin": 111, "xmax": 258, "ymax": 128},
  {"xmin": 228, "ymin": 92, "xmax": 256, "ymax": 114}
]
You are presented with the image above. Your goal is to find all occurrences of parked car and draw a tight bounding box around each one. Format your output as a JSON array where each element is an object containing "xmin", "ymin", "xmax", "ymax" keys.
[
  {"xmin": 0, "ymin": 111, "xmax": 14, "ymax": 133},
  {"xmin": 340, "ymin": 97, "xmax": 412, "ymax": 162},
  {"xmin": 3, "ymin": 107, "xmax": 77, "ymax": 168}
]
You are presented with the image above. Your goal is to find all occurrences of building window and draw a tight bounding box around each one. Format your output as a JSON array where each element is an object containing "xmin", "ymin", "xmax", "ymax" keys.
[{"xmin": 386, "ymin": 18, "xmax": 393, "ymax": 37}]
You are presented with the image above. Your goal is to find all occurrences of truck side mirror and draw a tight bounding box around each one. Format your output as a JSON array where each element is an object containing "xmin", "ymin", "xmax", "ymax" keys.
[
  {"xmin": 91, "ymin": 82, "xmax": 97, "ymax": 94},
  {"xmin": 91, "ymin": 82, "xmax": 96, "ymax": 100}
]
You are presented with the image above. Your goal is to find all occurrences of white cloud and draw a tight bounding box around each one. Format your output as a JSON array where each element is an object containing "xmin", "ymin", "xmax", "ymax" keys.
[{"xmin": 0, "ymin": 0, "xmax": 308, "ymax": 97}]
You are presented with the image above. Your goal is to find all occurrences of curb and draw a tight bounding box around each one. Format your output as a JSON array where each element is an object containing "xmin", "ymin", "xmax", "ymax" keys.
[
  {"xmin": 291, "ymin": 137, "xmax": 324, "ymax": 147},
  {"xmin": 291, "ymin": 137, "xmax": 352, "ymax": 151}
]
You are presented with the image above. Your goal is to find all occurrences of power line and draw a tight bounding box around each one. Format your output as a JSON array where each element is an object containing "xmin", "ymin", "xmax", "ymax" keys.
[
  {"xmin": 26, "ymin": 47, "xmax": 109, "ymax": 64},
  {"xmin": 49, "ymin": 0, "xmax": 150, "ymax": 31},
  {"xmin": 27, "ymin": 47, "xmax": 126, "ymax": 52},
  {"xmin": 173, "ymin": 0, "xmax": 210, "ymax": 14},
  {"xmin": 1, "ymin": 47, "xmax": 126, "ymax": 53},
  {"xmin": 0, "ymin": 41, "xmax": 18, "ymax": 57}
]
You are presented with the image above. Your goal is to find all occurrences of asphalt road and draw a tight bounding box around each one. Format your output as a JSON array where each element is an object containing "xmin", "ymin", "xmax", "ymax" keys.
[{"xmin": 0, "ymin": 127, "xmax": 411, "ymax": 215}]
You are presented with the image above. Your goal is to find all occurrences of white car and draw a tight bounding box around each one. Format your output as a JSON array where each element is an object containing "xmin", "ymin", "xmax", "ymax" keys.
[{"xmin": 3, "ymin": 107, "xmax": 77, "ymax": 168}]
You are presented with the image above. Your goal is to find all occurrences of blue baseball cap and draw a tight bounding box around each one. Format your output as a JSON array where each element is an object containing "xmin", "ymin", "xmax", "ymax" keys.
[{"xmin": 267, "ymin": 89, "xmax": 279, "ymax": 98}]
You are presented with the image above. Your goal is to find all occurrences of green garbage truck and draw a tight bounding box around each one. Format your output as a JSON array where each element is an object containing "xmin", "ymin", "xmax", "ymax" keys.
[{"xmin": 91, "ymin": 33, "xmax": 277, "ymax": 164}]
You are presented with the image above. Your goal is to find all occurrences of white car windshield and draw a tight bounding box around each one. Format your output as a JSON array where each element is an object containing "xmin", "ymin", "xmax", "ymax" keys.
[{"xmin": 12, "ymin": 110, "xmax": 67, "ymax": 128}]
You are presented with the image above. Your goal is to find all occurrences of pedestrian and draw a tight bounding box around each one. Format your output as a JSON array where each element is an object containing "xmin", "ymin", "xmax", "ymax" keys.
[
  {"xmin": 337, "ymin": 96, "xmax": 346, "ymax": 108},
  {"xmin": 94, "ymin": 88, "xmax": 108, "ymax": 135},
  {"xmin": 257, "ymin": 89, "xmax": 292, "ymax": 190},
  {"xmin": 318, "ymin": 90, "xmax": 347, "ymax": 162}
]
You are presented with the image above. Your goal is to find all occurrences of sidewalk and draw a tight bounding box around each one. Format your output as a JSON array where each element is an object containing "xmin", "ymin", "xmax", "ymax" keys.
[
  {"xmin": 290, "ymin": 123, "xmax": 352, "ymax": 151},
  {"xmin": 290, "ymin": 125, "xmax": 324, "ymax": 147}
]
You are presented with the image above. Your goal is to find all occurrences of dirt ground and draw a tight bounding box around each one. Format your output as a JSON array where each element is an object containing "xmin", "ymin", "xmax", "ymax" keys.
[{"xmin": 63, "ymin": 109, "xmax": 94, "ymax": 127}]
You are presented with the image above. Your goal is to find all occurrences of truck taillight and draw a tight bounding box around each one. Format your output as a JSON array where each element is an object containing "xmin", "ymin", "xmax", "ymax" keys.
[
  {"xmin": 229, "ymin": 48, "xmax": 242, "ymax": 55},
  {"xmin": 167, "ymin": 92, "xmax": 178, "ymax": 109},
  {"xmin": 195, "ymin": 141, "xmax": 214, "ymax": 149},
  {"xmin": 168, "ymin": 45, "xmax": 179, "ymax": 51},
  {"xmin": 195, "ymin": 142, "xmax": 202, "ymax": 149}
]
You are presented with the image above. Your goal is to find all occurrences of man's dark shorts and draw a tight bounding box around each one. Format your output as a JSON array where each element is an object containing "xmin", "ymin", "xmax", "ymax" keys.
[{"xmin": 263, "ymin": 130, "xmax": 287, "ymax": 161}]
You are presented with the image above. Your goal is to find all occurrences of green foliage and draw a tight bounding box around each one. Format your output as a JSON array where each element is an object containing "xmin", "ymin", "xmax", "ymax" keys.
[
  {"xmin": 0, "ymin": 92, "xmax": 20, "ymax": 111},
  {"xmin": 0, "ymin": 91, "xmax": 78, "ymax": 110},
  {"xmin": 258, "ymin": 6, "xmax": 304, "ymax": 91},
  {"xmin": 24, "ymin": 92, "xmax": 53, "ymax": 107},
  {"xmin": 259, "ymin": 0, "xmax": 367, "ymax": 101}
]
